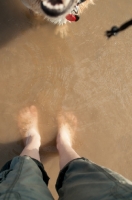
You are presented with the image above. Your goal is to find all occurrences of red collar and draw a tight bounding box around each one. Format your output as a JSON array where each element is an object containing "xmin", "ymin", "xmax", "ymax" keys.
[{"xmin": 66, "ymin": 14, "xmax": 79, "ymax": 22}]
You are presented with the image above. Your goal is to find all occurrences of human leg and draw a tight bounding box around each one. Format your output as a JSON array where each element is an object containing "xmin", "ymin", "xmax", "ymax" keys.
[
  {"xmin": 17, "ymin": 105, "xmax": 41, "ymax": 161},
  {"xmin": 17, "ymin": 105, "xmax": 51, "ymax": 185},
  {"xmin": 0, "ymin": 105, "xmax": 54, "ymax": 200},
  {"xmin": 56, "ymin": 112, "xmax": 80, "ymax": 170},
  {"xmin": 56, "ymin": 112, "xmax": 132, "ymax": 200}
]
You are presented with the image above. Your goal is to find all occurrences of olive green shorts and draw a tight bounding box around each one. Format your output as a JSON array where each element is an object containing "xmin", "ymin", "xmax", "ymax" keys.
[{"xmin": 0, "ymin": 156, "xmax": 132, "ymax": 200}]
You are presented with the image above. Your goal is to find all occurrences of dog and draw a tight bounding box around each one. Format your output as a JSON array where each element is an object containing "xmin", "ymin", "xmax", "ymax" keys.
[{"xmin": 20, "ymin": 0, "xmax": 94, "ymax": 36}]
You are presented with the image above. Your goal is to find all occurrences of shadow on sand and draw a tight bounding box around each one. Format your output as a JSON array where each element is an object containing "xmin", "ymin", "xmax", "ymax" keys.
[
  {"xmin": 0, "ymin": 139, "xmax": 57, "ymax": 169},
  {"xmin": 0, "ymin": 0, "xmax": 51, "ymax": 48},
  {"xmin": 106, "ymin": 18, "xmax": 132, "ymax": 38}
]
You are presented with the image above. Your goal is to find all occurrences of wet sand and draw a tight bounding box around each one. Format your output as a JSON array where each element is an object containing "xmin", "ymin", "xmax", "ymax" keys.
[{"xmin": 0, "ymin": 0, "xmax": 132, "ymax": 198}]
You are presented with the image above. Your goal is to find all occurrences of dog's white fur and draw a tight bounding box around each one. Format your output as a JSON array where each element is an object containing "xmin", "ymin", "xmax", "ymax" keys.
[{"xmin": 21, "ymin": 0, "xmax": 94, "ymax": 25}]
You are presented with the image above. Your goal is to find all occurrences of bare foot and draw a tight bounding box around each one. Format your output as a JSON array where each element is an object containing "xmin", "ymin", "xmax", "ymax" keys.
[
  {"xmin": 57, "ymin": 112, "xmax": 77, "ymax": 149},
  {"xmin": 18, "ymin": 105, "xmax": 40, "ymax": 146}
]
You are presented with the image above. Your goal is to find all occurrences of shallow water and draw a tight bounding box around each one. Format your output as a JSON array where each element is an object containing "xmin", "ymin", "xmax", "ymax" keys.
[{"xmin": 0, "ymin": 0, "xmax": 132, "ymax": 198}]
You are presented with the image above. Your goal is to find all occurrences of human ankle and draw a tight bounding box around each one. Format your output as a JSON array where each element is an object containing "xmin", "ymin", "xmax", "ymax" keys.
[
  {"xmin": 26, "ymin": 134, "xmax": 41, "ymax": 147},
  {"xmin": 26, "ymin": 128, "xmax": 39, "ymax": 136},
  {"xmin": 57, "ymin": 139, "xmax": 72, "ymax": 152}
]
